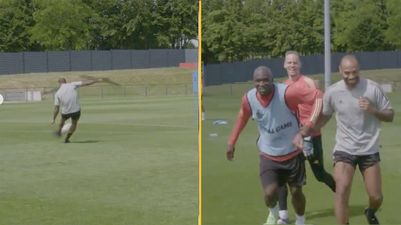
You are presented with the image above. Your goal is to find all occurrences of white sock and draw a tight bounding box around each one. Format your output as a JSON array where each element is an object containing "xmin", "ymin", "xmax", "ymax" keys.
[
  {"xmin": 295, "ymin": 214, "xmax": 305, "ymax": 225},
  {"xmin": 201, "ymin": 112, "xmax": 205, "ymax": 120},
  {"xmin": 279, "ymin": 210, "xmax": 289, "ymax": 220}
]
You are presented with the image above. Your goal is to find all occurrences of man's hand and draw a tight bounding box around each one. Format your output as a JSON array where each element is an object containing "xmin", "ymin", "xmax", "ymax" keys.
[
  {"xmin": 303, "ymin": 136, "xmax": 314, "ymax": 160},
  {"xmin": 359, "ymin": 97, "xmax": 375, "ymax": 113},
  {"xmin": 359, "ymin": 96, "xmax": 394, "ymax": 122},
  {"xmin": 292, "ymin": 132, "xmax": 304, "ymax": 150},
  {"xmin": 226, "ymin": 144, "xmax": 235, "ymax": 161},
  {"xmin": 51, "ymin": 119, "xmax": 55, "ymax": 125}
]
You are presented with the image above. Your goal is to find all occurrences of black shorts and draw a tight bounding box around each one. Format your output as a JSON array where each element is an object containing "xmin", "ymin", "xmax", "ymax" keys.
[
  {"xmin": 61, "ymin": 111, "xmax": 81, "ymax": 120},
  {"xmin": 333, "ymin": 151, "xmax": 380, "ymax": 171},
  {"xmin": 259, "ymin": 153, "xmax": 306, "ymax": 188}
]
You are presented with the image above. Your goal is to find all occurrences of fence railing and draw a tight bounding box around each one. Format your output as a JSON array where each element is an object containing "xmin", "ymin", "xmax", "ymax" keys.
[
  {"xmin": 0, "ymin": 49, "xmax": 197, "ymax": 75},
  {"xmin": 0, "ymin": 84, "xmax": 195, "ymax": 103},
  {"xmin": 204, "ymin": 51, "xmax": 401, "ymax": 86}
]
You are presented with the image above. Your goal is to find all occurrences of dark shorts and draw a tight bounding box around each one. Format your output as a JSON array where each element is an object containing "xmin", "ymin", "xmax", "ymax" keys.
[
  {"xmin": 333, "ymin": 151, "xmax": 380, "ymax": 171},
  {"xmin": 61, "ymin": 111, "xmax": 81, "ymax": 121},
  {"xmin": 259, "ymin": 153, "xmax": 306, "ymax": 188}
]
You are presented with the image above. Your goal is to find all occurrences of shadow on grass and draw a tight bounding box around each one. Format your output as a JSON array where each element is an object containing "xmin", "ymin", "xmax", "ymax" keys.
[
  {"xmin": 306, "ymin": 204, "xmax": 365, "ymax": 220},
  {"xmin": 70, "ymin": 140, "xmax": 100, "ymax": 144}
]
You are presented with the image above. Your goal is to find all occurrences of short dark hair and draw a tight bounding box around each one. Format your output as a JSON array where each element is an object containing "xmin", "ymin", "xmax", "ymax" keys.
[{"xmin": 58, "ymin": 78, "xmax": 67, "ymax": 84}]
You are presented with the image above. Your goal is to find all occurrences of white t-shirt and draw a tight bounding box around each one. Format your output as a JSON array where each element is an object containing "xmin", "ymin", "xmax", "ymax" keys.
[
  {"xmin": 323, "ymin": 78, "xmax": 392, "ymax": 155},
  {"xmin": 54, "ymin": 81, "xmax": 83, "ymax": 114}
]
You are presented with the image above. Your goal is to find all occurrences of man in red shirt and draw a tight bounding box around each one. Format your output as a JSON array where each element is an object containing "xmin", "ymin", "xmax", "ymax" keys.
[
  {"xmin": 226, "ymin": 65, "xmax": 322, "ymax": 225},
  {"xmin": 273, "ymin": 51, "xmax": 336, "ymax": 224}
]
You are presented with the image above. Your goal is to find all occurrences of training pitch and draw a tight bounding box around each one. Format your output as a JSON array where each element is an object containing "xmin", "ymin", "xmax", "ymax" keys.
[{"xmin": 0, "ymin": 95, "xmax": 197, "ymax": 225}]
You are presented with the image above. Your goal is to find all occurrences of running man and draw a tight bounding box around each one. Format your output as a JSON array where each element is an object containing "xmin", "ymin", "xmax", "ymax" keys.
[
  {"xmin": 226, "ymin": 66, "xmax": 322, "ymax": 225},
  {"xmin": 51, "ymin": 77, "xmax": 102, "ymax": 143},
  {"xmin": 275, "ymin": 51, "xmax": 336, "ymax": 224},
  {"xmin": 315, "ymin": 55, "xmax": 394, "ymax": 224}
]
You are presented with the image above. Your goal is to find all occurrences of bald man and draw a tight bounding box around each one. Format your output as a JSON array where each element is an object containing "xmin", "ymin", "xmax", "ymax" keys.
[
  {"xmin": 52, "ymin": 77, "xmax": 102, "ymax": 143},
  {"xmin": 315, "ymin": 55, "xmax": 394, "ymax": 224},
  {"xmin": 226, "ymin": 66, "xmax": 322, "ymax": 225}
]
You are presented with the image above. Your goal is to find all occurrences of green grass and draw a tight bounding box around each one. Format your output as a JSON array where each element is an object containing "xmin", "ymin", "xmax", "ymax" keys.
[
  {"xmin": 0, "ymin": 67, "xmax": 196, "ymax": 100},
  {"xmin": 202, "ymin": 69, "xmax": 401, "ymax": 225},
  {"xmin": 0, "ymin": 96, "xmax": 198, "ymax": 223},
  {"xmin": 0, "ymin": 67, "xmax": 194, "ymax": 89}
]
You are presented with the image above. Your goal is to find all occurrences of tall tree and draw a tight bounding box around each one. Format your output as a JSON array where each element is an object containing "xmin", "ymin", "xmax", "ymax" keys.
[
  {"xmin": 295, "ymin": 0, "xmax": 324, "ymax": 55},
  {"xmin": 30, "ymin": 0, "xmax": 94, "ymax": 50},
  {"xmin": 82, "ymin": 0, "xmax": 123, "ymax": 49},
  {"xmin": 85, "ymin": 0, "xmax": 197, "ymax": 49},
  {"xmin": 253, "ymin": 0, "xmax": 323, "ymax": 57},
  {"xmin": 202, "ymin": 0, "xmax": 247, "ymax": 63},
  {"xmin": 203, "ymin": 0, "xmax": 325, "ymax": 62},
  {"xmin": 0, "ymin": 0, "xmax": 38, "ymax": 51},
  {"xmin": 121, "ymin": 0, "xmax": 163, "ymax": 49},
  {"xmin": 384, "ymin": 0, "xmax": 401, "ymax": 49},
  {"xmin": 241, "ymin": 0, "xmax": 272, "ymax": 58},
  {"xmin": 86, "ymin": 0, "xmax": 162, "ymax": 49},
  {"xmin": 155, "ymin": 0, "xmax": 197, "ymax": 49},
  {"xmin": 332, "ymin": 0, "xmax": 391, "ymax": 52}
]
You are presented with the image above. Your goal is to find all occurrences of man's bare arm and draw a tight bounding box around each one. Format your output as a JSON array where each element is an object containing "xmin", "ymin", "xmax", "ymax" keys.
[
  {"xmin": 359, "ymin": 97, "xmax": 394, "ymax": 122},
  {"xmin": 80, "ymin": 78, "xmax": 103, "ymax": 87},
  {"xmin": 52, "ymin": 106, "xmax": 60, "ymax": 124}
]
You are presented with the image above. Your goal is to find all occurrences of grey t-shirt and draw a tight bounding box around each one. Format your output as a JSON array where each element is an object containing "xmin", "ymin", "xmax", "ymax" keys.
[
  {"xmin": 54, "ymin": 81, "xmax": 83, "ymax": 114},
  {"xmin": 323, "ymin": 78, "xmax": 392, "ymax": 155}
]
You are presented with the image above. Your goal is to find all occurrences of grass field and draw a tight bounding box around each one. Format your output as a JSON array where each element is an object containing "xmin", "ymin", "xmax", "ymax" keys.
[
  {"xmin": 0, "ymin": 69, "xmax": 198, "ymax": 225},
  {"xmin": 0, "ymin": 67, "xmax": 196, "ymax": 100},
  {"xmin": 202, "ymin": 69, "xmax": 401, "ymax": 225},
  {"xmin": 0, "ymin": 67, "xmax": 194, "ymax": 89}
]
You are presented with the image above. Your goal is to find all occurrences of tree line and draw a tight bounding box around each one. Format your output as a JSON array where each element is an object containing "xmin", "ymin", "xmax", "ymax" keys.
[
  {"xmin": 202, "ymin": 0, "xmax": 401, "ymax": 63},
  {"xmin": 0, "ymin": 0, "xmax": 197, "ymax": 51}
]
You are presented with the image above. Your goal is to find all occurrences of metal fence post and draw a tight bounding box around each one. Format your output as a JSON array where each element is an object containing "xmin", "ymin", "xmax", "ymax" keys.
[
  {"xmin": 22, "ymin": 52, "xmax": 26, "ymax": 74},
  {"xmin": 68, "ymin": 50, "xmax": 72, "ymax": 71},
  {"xmin": 46, "ymin": 51, "xmax": 49, "ymax": 72}
]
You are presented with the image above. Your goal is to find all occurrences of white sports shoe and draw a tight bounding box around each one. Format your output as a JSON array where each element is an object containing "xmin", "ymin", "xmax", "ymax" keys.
[{"xmin": 277, "ymin": 218, "xmax": 289, "ymax": 224}]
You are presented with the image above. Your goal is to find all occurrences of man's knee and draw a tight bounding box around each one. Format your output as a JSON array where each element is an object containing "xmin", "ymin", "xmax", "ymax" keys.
[
  {"xmin": 335, "ymin": 181, "xmax": 352, "ymax": 195},
  {"xmin": 334, "ymin": 171, "xmax": 353, "ymax": 194},
  {"xmin": 263, "ymin": 185, "xmax": 278, "ymax": 207}
]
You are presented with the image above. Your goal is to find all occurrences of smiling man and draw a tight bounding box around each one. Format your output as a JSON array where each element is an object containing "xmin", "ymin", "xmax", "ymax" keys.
[
  {"xmin": 226, "ymin": 66, "xmax": 322, "ymax": 225},
  {"xmin": 314, "ymin": 55, "xmax": 394, "ymax": 224},
  {"xmin": 274, "ymin": 51, "xmax": 336, "ymax": 224}
]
